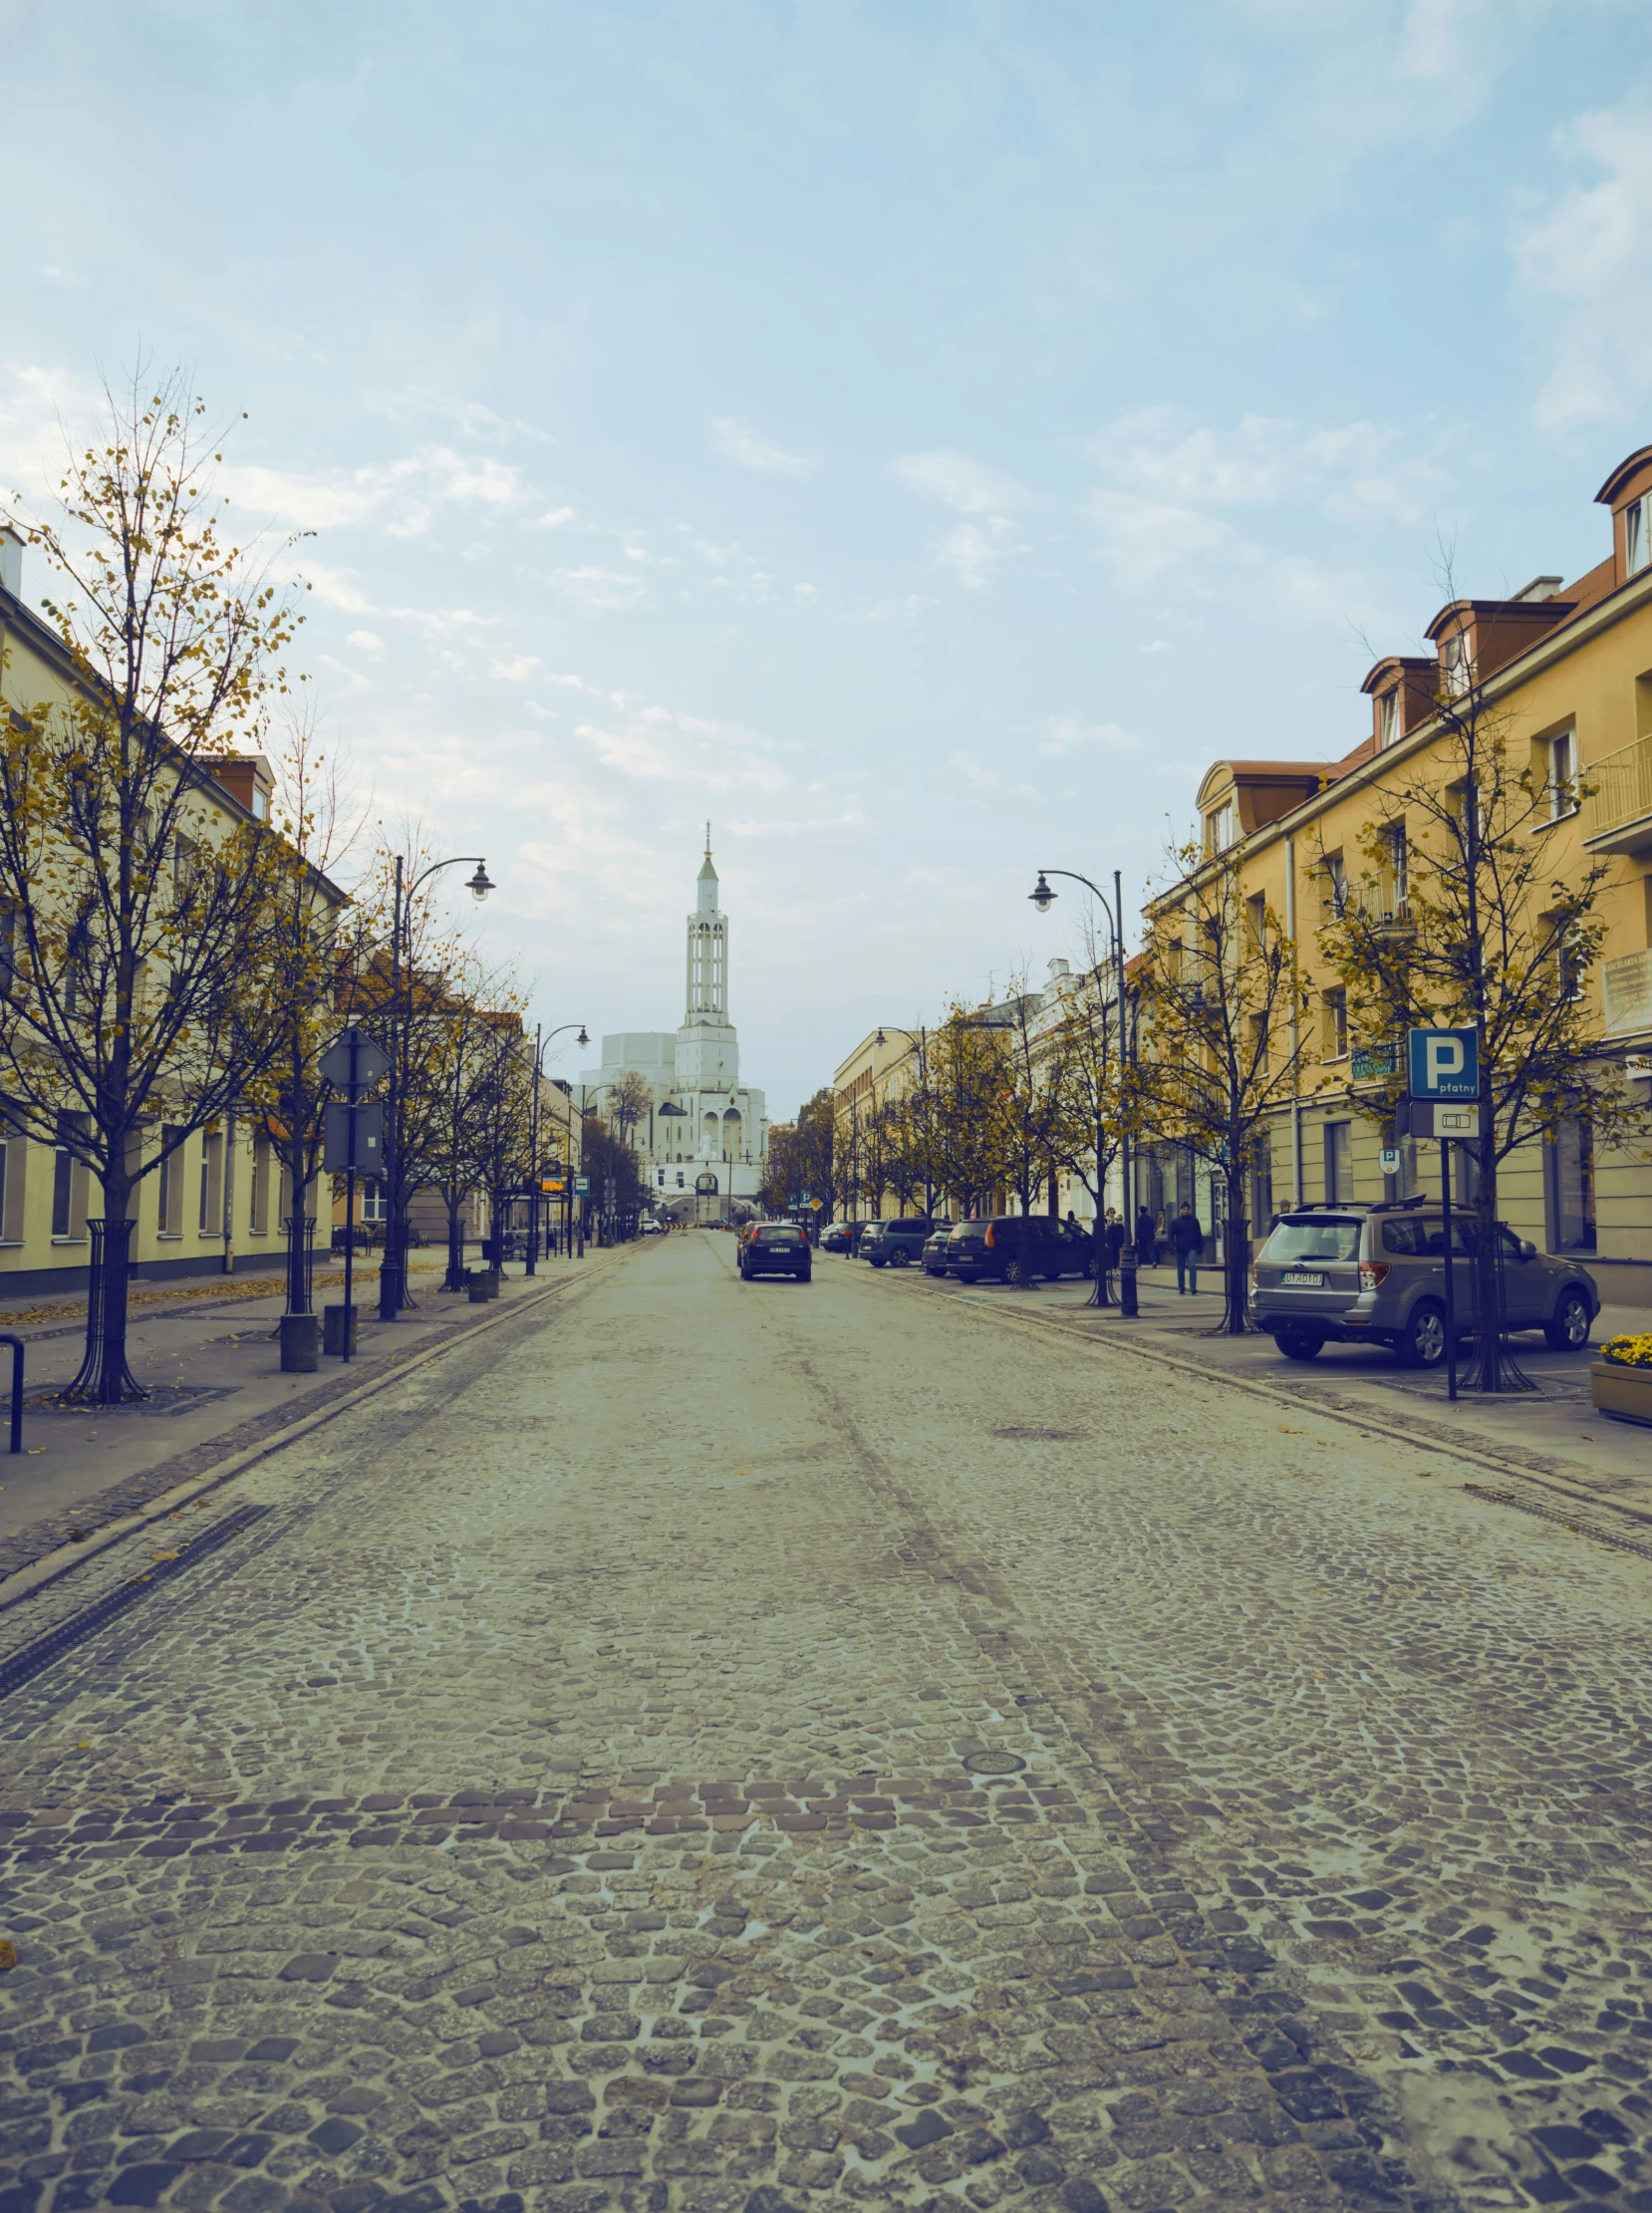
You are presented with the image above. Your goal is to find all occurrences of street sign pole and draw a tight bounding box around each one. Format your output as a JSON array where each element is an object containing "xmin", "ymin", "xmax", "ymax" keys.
[
  {"xmin": 1441, "ymin": 1139, "xmax": 1456, "ymax": 1404},
  {"xmin": 1407, "ymin": 1027, "xmax": 1479, "ymax": 1402}
]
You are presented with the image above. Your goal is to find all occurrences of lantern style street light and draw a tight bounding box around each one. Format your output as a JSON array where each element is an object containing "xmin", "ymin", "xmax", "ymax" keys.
[{"xmin": 1026, "ymin": 866, "xmax": 1138, "ymax": 1315}]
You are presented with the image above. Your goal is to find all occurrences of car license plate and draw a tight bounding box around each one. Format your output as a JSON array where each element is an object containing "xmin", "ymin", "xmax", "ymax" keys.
[{"xmin": 1282, "ymin": 1270, "xmax": 1324, "ymax": 1288}]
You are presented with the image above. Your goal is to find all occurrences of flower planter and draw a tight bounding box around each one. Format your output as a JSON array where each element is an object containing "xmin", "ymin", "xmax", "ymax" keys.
[
  {"xmin": 278, "ymin": 1312, "xmax": 320, "ymax": 1373},
  {"xmin": 467, "ymin": 1271, "xmax": 502, "ymax": 1304},
  {"xmin": 1590, "ymin": 1359, "xmax": 1652, "ymax": 1428}
]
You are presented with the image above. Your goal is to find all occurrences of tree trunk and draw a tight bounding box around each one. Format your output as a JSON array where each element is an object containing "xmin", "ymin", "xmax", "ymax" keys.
[
  {"xmin": 62, "ymin": 1159, "xmax": 145, "ymax": 1405},
  {"xmin": 1460, "ymin": 1130, "xmax": 1533, "ymax": 1392},
  {"xmin": 1218, "ymin": 1167, "xmax": 1250, "ymax": 1336},
  {"xmin": 284, "ymin": 1159, "xmax": 312, "ymax": 1315}
]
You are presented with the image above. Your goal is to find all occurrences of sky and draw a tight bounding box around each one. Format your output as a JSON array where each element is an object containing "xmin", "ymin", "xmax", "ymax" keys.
[{"xmin": 3, "ymin": 0, "xmax": 1651, "ymax": 1118}]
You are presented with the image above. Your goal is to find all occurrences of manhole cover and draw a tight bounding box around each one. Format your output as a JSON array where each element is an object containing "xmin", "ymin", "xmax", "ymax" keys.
[{"xmin": 964, "ymin": 1752, "xmax": 1026, "ymax": 1776}]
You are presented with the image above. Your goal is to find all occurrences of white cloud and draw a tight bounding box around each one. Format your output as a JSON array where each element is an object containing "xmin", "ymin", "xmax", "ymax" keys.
[
  {"xmin": 530, "ymin": 505, "xmax": 576, "ymax": 529},
  {"xmin": 549, "ymin": 565, "xmax": 647, "ymax": 612},
  {"xmin": 492, "ymin": 654, "xmax": 542, "ymax": 682},
  {"xmin": 1037, "ymin": 716, "xmax": 1139, "ymax": 758},
  {"xmin": 346, "ymin": 628, "xmax": 385, "ymax": 652},
  {"xmin": 1089, "ymin": 407, "xmax": 1444, "ymax": 522},
  {"xmin": 220, "ymin": 444, "xmax": 524, "ymax": 537},
  {"xmin": 936, "ymin": 518, "xmax": 1021, "ymax": 591},
  {"xmin": 1516, "ymin": 94, "xmax": 1652, "ymax": 430},
  {"xmin": 710, "ymin": 415, "xmax": 818, "ymax": 478},
  {"xmin": 893, "ymin": 449, "xmax": 1031, "ymax": 515}
]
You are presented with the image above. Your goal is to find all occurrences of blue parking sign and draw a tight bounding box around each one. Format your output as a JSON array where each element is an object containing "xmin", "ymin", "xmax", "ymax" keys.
[{"xmin": 1407, "ymin": 1026, "xmax": 1479, "ymax": 1101}]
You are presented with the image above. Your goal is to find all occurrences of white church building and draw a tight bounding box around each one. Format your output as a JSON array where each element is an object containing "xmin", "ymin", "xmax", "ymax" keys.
[{"xmin": 580, "ymin": 835, "xmax": 769, "ymax": 1215}]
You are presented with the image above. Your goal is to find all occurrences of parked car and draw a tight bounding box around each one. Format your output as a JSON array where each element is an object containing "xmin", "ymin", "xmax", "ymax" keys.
[
  {"xmin": 1250, "ymin": 1202, "xmax": 1599, "ymax": 1366},
  {"xmin": 821, "ymin": 1222, "xmax": 852, "ymax": 1254},
  {"xmin": 864, "ymin": 1218, "xmax": 947, "ymax": 1268},
  {"xmin": 739, "ymin": 1223, "xmax": 813, "ymax": 1283},
  {"xmin": 845, "ymin": 1222, "xmax": 884, "ymax": 1257},
  {"xmin": 921, "ymin": 1226, "xmax": 955, "ymax": 1275},
  {"xmin": 944, "ymin": 1216, "xmax": 1095, "ymax": 1284}
]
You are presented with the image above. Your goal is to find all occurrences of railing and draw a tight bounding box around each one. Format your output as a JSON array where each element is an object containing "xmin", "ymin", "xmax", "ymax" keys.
[{"xmin": 1585, "ymin": 732, "xmax": 1652, "ymax": 843}]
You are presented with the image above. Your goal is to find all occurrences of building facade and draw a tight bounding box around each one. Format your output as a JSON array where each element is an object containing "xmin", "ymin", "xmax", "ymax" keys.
[{"xmin": 580, "ymin": 837, "xmax": 768, "ymax": 1214}]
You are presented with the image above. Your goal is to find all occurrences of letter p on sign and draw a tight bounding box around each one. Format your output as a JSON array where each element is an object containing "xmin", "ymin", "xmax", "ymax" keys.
[
  {"xmin": 1425, "ymin": 1036, "xmax": 1464, "ymax": 1089},
  {"xmin": 1408, "ymin": 1025, "xmax": 1479, "ymax": 1100}
]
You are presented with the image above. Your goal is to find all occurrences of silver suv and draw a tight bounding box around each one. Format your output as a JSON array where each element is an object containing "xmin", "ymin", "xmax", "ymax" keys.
[{"xmin": 1250, "ymin": 1203, "xmax": 1599, "ymax": 1367}]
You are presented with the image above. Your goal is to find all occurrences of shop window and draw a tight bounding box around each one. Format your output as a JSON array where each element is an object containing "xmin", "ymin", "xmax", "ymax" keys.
[
  {"xmin": 1546, "ymin": 1114, "xmax": 1596, "ymax": 1252},
  {"xmin": 157, "ymin": 1126, "xmax": 185, "ymax": 1236},
  {"xmin": 198, "ymin": 1129, "xmax": 223, "ymax": 1234},
  {"xmin": 249, "ymin": 1135, "xmax": 271, "ymax": 1235},
  {"xmin": 1324, "ymin": 1121, "xmax": 1352, "ymax": 1204},
  {"xmin": 52, "ymin": 1113, "xmax": 90, "ymax": 1240}
]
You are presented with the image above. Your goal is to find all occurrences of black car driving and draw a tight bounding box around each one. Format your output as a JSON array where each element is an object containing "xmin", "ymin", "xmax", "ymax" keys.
[{"xmin": 739, "ymin": 1223, "xmax": 813, "ymax": 1282}]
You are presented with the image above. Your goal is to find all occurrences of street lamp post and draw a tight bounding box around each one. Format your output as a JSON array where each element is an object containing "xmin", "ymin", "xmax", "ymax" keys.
[
  {"xmin": 526, "ymin": 1022, "xmax": 588, "ymax": 1274},
  {"xmin": 1028, "ymin": 867, "xmax": 1137, "ymax": 1316},
  {"xmin": 873, "ymin": 1025, "xmax": 940, "ymax": 1218},
  {"xmin": 380, "ymin": 852, "xmax": 494, "ymax": 1323}
]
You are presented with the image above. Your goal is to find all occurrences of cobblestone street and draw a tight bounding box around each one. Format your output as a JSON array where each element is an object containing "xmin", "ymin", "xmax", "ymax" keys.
[{"xmin": 2, "ymin": 1229, "xmax": 1650, "ymax": 2213}]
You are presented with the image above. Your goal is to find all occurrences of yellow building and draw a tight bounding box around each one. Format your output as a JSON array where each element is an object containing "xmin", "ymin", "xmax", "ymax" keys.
[
  {"xmin": 0, "ymin": 527, "xmax": 349, "ymax": 1299},
  {"xmin": 1162, "ymin": 443, "xmax": 1652, "ymax": 1304}
]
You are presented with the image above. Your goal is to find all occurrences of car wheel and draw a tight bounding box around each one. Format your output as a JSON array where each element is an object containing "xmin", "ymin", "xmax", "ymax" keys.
[
  {"xmin": 799, "ymin": 1269, "xmax": 812, "ymax": 1282},
  {"xmin": 1397, "ymin": 1299, "xmax": 1448, "ymax": 1368},
  {"xmin": 1544, "ymin": 1286, "xmax": 1592, "ymax": 1351},
  {"xmin": 1275, "ymin": 1329, "xmax": 1324, "ymax": 1361},
  {"xmin": 868, "ymin": 1256, "xmax": 885, "ymax": 1268},
  {"xmin": 889, "ymin": 1247, "xmax": 910, "ymax": 1267},
  {"xmin": 956, "ymin": 1269, "xmax": 980, "ymax": 1283}
]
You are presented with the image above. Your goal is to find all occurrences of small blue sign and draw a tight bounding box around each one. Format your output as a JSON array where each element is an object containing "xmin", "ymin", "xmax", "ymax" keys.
[{"xmin": 1407, "ymin": 1026, "xmax": 1479, "ymax": 1101}]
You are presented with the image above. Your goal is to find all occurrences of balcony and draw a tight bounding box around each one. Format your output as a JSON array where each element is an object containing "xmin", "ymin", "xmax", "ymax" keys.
[{"xmin": 1583, "ymin": 732, "xmax": 1652, "ymax": 854}]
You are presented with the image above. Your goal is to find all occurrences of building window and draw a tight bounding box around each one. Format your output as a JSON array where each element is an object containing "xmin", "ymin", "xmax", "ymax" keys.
[
  {"xmin": 1323, "ymin": 854, "xmax": 1348, "ymax": 918},
  {"xmin": 1443, "ymin": 630, "xmax": 1473, "ymax": 698},
  {"xmin": 1377, "ymin": 690, "xmax": 1399, "ymax": 748},
  {"xmin": 52, "ymin": 1113, "xmax": 88, "ymax": 1240},
  {"xmin": 1324, "ymin": 1120, "xmax": 1352, "ymax": 1204},
  {"xmin": 157, "ymin": 1129, "xmax": 183, "ymax": 1236},
  {"xmin": 1205, "ymin": 800, "xmax": 1238, "ymax": 855},
  {"xmin": 249, "ymin": 1135, "xmax": 271, "ymax": 1235},
  {"xmin": 1546, "ymin": 1113, "xmax": 1595, "ymax": 1251},
  {"xmin": 1557, "ymin": 924, "xmax": 1585, "ymax": 1002},
  {"xmin": 1383, "ymin": 823, "xmax": 1408, "ymax": 914},
  {"xmin": 1626, "ymin": 490, "xmax": 1651, "ymax": 579},
  {"xmin": 1547, "ymin": 728, "xmax": 1577, "ymax": 821},
  {"xmin": 361, "ymin": 1180, "xmax": 387, "ymax": 1224},
  {"xmin": 1322, "ymin": 989, "xmax": 1348, "ymax": 1060},
  {"xmin": 198, "ymin": 1130, "xmax": 223, "ymax": 1234}
]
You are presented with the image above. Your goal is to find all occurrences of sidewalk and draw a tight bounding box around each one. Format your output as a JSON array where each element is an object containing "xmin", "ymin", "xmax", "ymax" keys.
[
  {"xmin": 862, "ymin": 1255, "xmax": 1652, "ymax": 1524},
  {"xmin": 0, "ymin": 1246, "xmax": 606, "ymax": 1581}
]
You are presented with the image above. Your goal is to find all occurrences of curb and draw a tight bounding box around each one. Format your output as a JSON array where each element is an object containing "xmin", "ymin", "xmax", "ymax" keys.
[
  {"xmin": 886, "ymin": 1269, "xmax": 1652, "ymax": 1548},
  {"xmin": 0, "ymin": 1253, "xmax": 623, "ymax": 1620}
]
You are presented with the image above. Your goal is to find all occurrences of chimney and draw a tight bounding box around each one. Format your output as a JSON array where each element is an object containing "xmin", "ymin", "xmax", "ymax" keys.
[
  {"xmin": 0, "ymin": 526, "xmax": 22, "ymax": 600},
  {"xmin": 1512, "ymin": 575, "xmax": 1564, "ymax": 603},
  {"xmin": 208, "ymin": 754, "xmax": 275, "ymax": 820},
  {"xmin": 1047, "ymin": 957, "xmax": 1071, "ymax": 980}
]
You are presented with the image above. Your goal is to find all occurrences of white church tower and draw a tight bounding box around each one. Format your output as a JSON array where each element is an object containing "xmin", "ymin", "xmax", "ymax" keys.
[
  {"xmin": 579, "ymin": 830, "xmax": 768, "ymax": 1216},
  {"xmin": 677, "ymin": 827, "xmax": 738, "ymax": 1089}
]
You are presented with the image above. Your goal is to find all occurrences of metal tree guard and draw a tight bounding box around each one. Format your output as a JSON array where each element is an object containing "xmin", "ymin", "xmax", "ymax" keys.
[{"xmin": 60, "ymin": 1219, "xmax": 147, "ymax": 1404}]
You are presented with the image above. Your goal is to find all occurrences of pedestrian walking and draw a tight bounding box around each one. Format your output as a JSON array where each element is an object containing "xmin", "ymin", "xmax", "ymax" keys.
[
  {"xmin": 1169, "ymin": 1201, "xmax": 1204, "ymax": 1294},
  {"xmin": 1134, "ymin": 1206, "xmax": 1157, "ymax": 1269}
]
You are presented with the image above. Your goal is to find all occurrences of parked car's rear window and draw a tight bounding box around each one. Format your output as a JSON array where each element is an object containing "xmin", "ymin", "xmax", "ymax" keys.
[
  {"xmin": 755, "ymin": 1226, "xmax": 802, "ymax": 1244},
  {"xmin": 1263, "ymin": 1220, "xmax": 1362, "ymax": 1262}
]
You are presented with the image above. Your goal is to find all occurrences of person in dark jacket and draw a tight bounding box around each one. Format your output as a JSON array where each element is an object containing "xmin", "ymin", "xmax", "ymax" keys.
[
  {"xmin": 1134, "ymin": 1206, "xmax": 1157, "ymax": 1269},
  {"xmin": 1169, "ymin": 1201, "xmax": 1204, "ymax": 1293}
]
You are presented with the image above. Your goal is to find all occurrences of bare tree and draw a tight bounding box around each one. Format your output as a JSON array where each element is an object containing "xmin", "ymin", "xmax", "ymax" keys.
[
  {"xmin": 0, "ymin": 373, "xmax": 308, "ymax": 1401},
  {"xmin": 1141, "ymin": 842, "xmax": 1315, "ymax": 1333}
]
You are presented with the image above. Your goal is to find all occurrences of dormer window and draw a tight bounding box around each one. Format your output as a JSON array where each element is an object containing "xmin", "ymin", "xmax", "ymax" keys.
[
  {"xmin": 1377, "ymin": 690, "xmax": 1399, "ymax": 748},
  {"xmin": 1205, "ymin": 799, "xmax": 1238, "ymax": 855},
  {"xmin": 1627, "ymin": 490, "xmax": 1651, "ymax": 579},
  {"xmin": 1443, "ymin": 630, "xmax": 1473, "ymax": 698}
]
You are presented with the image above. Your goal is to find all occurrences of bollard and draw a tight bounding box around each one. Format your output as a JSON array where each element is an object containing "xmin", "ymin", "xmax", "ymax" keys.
[
  {"xmin": 0, "ymin": 1334, "xmax": 22, "ymax": 1454},
  {"xmin": 323, "ymin": 1303, "xmax": 360, "ymax": 1357},
  {"xmin": 278, "ymin": 1312, "xmax": 321, "ymax": 1373}
]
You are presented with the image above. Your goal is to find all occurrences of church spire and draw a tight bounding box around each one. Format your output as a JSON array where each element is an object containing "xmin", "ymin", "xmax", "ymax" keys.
[{"xmin": 697, "ymin": 821, "xmax": 717, "ymax": 885}]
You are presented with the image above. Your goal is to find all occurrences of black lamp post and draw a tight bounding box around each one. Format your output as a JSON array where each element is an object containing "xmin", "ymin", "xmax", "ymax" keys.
[
  {"xmin": 525, "ymin": 1022, "xmax": 588, "ymax": 1273},
  {"xmin": 1028, "ymin": 867, "xmax": 1138, "ymax": 1315},
  {"xmin": 380, "ymin": 853, "xmax": 493, "ymax": 1322}
]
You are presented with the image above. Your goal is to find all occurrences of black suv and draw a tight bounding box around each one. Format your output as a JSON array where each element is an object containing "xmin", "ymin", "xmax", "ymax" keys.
[
  {"xmin": 867, "ymin": 1219, "xmax": 944, "ymax": 1268},
  {"xmin": 946, "ymin": 1217, "xmax": 1094, "ymax": 1284},
  {"xmin": 739, "ymin": 1224, "xmax": 812, "ymax": 1282}
]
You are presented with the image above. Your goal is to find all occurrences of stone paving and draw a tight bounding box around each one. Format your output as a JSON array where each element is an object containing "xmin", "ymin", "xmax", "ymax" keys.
[{"xmin": 0, "ymin": 1232, "xmax": 1649, "ymax": 2213}]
